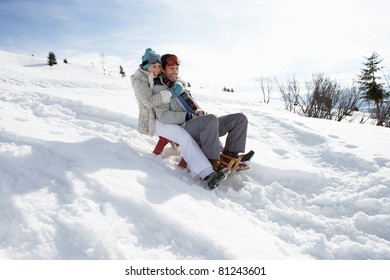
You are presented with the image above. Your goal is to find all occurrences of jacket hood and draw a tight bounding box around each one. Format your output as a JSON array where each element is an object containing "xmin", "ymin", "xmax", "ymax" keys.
[{"xmin": 132, "ymin": 67, "xmax": 156, "ymax": 89}]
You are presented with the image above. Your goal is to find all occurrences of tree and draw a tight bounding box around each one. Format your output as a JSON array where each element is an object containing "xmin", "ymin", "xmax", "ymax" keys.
[
  {"xmin": 47, "ymin": 51, "xmax": 57, "ymax": 66},
  {"xmin": 258, "ymin": 76, "xmax": 272, "ymax": 104},
  {"xmin": 275, "ymin": 76, "xmax": 300, "ymax": 112},
  {"xmin": 334, "ymin": 85, "xmax": 363, "ymax": 122},
  {"xmin": 222, "ymin": 86, "xmax": 234, "ymax": 93},
  {"xmin": 276, "ymin": 74, "xmax": 360, "ymax": 121},
  {"xmin": 304, "ymin": 74, "xmax": 341, "ymax": 119},
  {"xmin": 358, "ymin": 52, "xmax": 389, "ymax": 125},
  {"xmin": 100, "ymin": 52, "xmax": 106, "ymax": 74},
  {"xmin": 119, "ymin": 65, "xmax": 126, "ymax": 78}
]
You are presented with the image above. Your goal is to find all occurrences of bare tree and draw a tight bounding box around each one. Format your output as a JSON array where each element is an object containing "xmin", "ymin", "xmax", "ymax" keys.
[
  {"xmin": 274, "ymin": 76, "xmax": 300, "ymax": 112},
  {"xmin": 275, "ymin": 73, "xmax": 374, "ymax": 123},
  {"xmin": 303, "ymin": 74, "xmax": 342, "ymax": 119},
  {"xmin": 334, "ymin": 84, "xmax": 363, "ymax": 122},
  {"xmin": 258, "ymin": 76, "xmax": 273, "ymax": 104},
  {"xmin": 100, "ymin": 52, "xmax": 106, "ymax": 75}
]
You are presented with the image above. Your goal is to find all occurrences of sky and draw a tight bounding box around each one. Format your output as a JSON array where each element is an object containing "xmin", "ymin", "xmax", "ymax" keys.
[{"xmin": 1, "ymin": 0, "xmax": 390, "ymax": 91}]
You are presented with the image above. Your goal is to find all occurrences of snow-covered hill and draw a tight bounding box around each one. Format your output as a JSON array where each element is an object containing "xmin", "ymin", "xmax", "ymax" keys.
[{"xmin": 1, "ymin": 49, "xmax": 390, "ymax": 260}]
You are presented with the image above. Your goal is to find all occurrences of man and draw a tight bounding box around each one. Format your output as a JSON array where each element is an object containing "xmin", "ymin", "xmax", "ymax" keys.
[{"xmin": 152, "ymin": 54, "xmax": 254, "ymax": 173}]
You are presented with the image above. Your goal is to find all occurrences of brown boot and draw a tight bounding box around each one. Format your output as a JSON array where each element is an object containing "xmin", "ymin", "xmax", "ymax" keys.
[{"xmin": 209, "ymin": 160, "xmax": 223, "ymax": 172}]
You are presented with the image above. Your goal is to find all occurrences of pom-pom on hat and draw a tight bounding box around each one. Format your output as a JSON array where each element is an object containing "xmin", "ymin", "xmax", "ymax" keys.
[{"xmin": 141, "ymin": 48, "xmax": 161, "ymax": 70}]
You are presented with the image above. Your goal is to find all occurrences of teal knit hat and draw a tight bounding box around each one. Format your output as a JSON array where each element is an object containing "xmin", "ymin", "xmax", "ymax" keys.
[{"xmin": 141, "ymin": 48, "xmax": 161, "ymax": 70}]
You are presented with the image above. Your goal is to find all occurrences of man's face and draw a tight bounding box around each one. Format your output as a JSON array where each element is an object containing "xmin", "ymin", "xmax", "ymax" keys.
[{"xmin": 164, "ymin": 65, "xmax": 179, "ymax": 82}]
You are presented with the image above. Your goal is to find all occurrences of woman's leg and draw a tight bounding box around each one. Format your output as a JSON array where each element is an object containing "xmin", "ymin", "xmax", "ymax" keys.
[{"xmin": 154, "ymin": 120, "xmax": 213, "ymax": 178}]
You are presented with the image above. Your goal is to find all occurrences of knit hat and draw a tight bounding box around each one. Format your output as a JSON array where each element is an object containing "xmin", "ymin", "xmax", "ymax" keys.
[
  {"xmin": 141, "ymin": 48, "xmax": 161, "ymax": 70},
  {"xmin": 161, "ymin": 54, "xmax": 180, "ymax": 69}
]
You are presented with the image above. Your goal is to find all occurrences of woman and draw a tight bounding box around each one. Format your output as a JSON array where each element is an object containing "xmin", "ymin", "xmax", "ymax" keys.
[{"xmin": 130, "ymin": 48, "xmax": 226, "ymax": 189}]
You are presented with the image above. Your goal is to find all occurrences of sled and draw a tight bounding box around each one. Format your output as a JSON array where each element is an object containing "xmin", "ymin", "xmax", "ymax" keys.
[
  {"xmin": 219, "ymin": 153, "xmax": 250, "ymax": 176},
  {"xmin": 152, "ymin": 136, "xmax": 249, "ymax": 176},
  {"xmin": 152, "ymin": 136, "xmax": 187, "ymax": 168}
]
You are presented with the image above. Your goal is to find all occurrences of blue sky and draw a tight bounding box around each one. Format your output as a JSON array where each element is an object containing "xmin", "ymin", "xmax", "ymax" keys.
[{"xmin": 1, "ymin": 0, "xmax": 390, "ymax": 91}]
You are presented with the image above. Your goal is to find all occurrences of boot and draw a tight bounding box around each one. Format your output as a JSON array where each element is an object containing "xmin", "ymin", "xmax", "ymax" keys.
[
  {"xmin": 209, "ymin": 159, "xmax": 223, "ymax": 172},
  {"xmin": 203, "ymin": 170, "xmax": 228, "ymax": 189},
  {"xmin": 223, "ymin": 150, "xmax": 255, "ymax": 162}
]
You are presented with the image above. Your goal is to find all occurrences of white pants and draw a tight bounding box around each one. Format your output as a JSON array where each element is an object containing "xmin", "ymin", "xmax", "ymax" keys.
[{"xmin": 154, "ymin": 120, "xmax": 213, "ymax": 179}]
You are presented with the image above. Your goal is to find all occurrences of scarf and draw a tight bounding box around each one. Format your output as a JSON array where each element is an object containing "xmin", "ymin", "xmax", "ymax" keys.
[{"xmin": 162, "ymin": 77, "xmax": 200, "ymax": 114}]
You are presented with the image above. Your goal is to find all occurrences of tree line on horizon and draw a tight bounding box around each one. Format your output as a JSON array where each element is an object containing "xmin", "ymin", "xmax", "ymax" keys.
[{"xmin": 45, "ymin": 51, "xmax": 389, "ymax": 127}]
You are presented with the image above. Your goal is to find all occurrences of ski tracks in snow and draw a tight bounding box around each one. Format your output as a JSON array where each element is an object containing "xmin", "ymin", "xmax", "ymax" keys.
[{"xmin": 214, "ymin": 101, "xmax": 390, "ymax": 259}]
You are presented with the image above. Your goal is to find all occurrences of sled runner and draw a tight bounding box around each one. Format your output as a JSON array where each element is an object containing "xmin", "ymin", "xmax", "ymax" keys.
[
  {"xmin": 219, "ymin": 153, "xmax": 250, "ymax": 176},
  {"xmin": 152, "ymin": 136, "xmax": 188, "ymax": 168},
  {"xmin": 152, "ymin": 136, "xmax": 250, "ymax": 176}
]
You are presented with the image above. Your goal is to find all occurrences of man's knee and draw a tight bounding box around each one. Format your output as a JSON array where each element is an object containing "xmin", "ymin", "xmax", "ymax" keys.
[
  {"xmin": 235, "ymin": 113, "xmax": 248, "ymax": 125},
  {"xmin": 203, "ymin": 114, "xmax": 218, "ymax": 127}
]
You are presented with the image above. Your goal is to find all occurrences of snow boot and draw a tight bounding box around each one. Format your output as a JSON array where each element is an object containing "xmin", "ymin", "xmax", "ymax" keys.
[
  {"xmin": 241, "ymin": 150, "xmax": 255, "ymax": 162},
  {"xmin": 223, "ymin": 150, "xmax": 255, "ymax": 162},
  {"xmin": 203, "ymin": 170, "xmax": 228, "ymax": 189}
]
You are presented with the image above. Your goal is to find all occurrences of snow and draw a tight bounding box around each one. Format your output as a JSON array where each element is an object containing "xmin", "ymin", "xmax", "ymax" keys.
[{"xmin": 1, "ymin": 49, "xmax": 390, "ymax": 261}]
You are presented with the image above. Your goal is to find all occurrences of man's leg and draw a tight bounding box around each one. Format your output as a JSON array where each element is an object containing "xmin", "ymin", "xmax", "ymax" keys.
[
  {"xmin": 184, "ymin": 114, "xmax": 220, "ymax": 160},
  {"xmin": 218, "ymin": 113, "xmax": 248, "ymax": 155}
]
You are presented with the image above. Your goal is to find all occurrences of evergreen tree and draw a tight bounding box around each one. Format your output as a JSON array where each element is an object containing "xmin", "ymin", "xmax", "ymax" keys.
[
  {"xmin": 119, "ymin": 65, "xmax": 126, "ymax": 78},
  {"xmin": 358, "ymin": 52, "xmax": 389, "ymax": 125},
  {"xmin": 47, "ymin": 51, "xmax": 57, "ymax": 66}
]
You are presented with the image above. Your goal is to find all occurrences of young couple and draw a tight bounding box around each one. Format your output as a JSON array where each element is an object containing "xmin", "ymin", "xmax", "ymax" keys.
[{"xmin": 131, "ymin": 48, "xmax": 254, "ymax": 189}]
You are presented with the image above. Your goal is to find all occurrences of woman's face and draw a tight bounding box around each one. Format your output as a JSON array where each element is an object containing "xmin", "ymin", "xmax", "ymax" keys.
[{"xmin": 147, "ymin": 63, "xmax": 162, "ymax": 78}]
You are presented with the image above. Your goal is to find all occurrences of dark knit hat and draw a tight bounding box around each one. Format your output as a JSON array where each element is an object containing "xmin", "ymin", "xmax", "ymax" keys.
[{"xmin": 161, "ymin": 54, "xmax": 180, "ymax": 69}]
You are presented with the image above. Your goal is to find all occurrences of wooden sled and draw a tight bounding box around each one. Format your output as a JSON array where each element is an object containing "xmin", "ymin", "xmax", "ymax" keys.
[
  {"xmin": 152, "ymin": 136, "xmax": 249, "ymax": 176},
  {"xmin": 219, "ymin": 153, "xmax": 250, "ymax": 176},
  {"xmin": 153, "ymin": 136, "xmax": 187, "ymax": 168}
]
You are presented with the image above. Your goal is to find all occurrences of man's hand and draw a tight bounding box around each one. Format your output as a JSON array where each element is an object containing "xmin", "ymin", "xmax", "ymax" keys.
[{"xmin": 195, "ymin": 110, "xmax": 206, "ymax": 116}]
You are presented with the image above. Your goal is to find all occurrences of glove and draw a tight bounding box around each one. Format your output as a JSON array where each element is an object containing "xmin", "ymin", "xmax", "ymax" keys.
[
  {"xmin": 160, "ymin": 90, "xmax": 171, "ymax": 103},
  {"xmin": 195, "ymin": 110, "xmax": 206, "ymax": 116},
  {"xmin": 185, "ymin": 113, "xmax": 197, "ymax": 121},
  {"xmin": 170, "ymin": 82, "xmax": 184, "ymax": 97}
]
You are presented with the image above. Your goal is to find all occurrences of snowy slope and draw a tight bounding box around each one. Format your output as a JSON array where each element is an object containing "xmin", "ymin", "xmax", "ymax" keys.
[{"xmin": 1, "ymin": 50, "xmax": 390, "ymax": 260}]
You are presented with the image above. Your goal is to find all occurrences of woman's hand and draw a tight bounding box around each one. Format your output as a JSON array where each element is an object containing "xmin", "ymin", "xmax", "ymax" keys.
[{"xmin": 169, "ymin": 82, "xmax": 184, "ymax": 97}]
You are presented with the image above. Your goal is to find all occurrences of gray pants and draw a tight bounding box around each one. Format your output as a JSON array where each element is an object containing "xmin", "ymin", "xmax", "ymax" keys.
[{"xmin": 184, "ymin": 113, "xmax": 248, "ymax": 160}]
